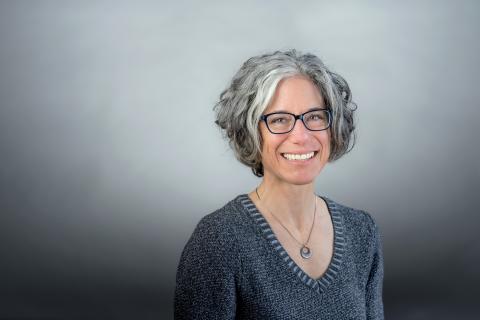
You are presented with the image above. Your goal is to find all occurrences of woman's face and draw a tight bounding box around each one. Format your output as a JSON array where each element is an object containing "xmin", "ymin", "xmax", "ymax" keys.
[{"xmin": 259, "ymin": 75, "xmax": 331, "ymax": 186}]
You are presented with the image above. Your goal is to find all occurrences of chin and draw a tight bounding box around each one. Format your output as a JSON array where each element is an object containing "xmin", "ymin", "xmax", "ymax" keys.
[
  {"xmin": 264, "ymin": 164, "xmax": 324, "ymax": 186},
  {"xmin": 281, "ymin": 172, "xmax": 318, "ymax": 186},
  {"xmin": 288, "ymin": 179, "xmax": 315, "ymax": 186}
]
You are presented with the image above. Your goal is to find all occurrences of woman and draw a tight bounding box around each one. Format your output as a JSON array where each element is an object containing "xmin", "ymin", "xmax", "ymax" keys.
[{"xmin": 174, "ymin": 49, "xmax": 384, "ymax": 319}]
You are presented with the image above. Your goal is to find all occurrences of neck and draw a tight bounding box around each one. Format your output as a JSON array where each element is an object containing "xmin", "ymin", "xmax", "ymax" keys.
[{"xmin": 254, "ymin": 175, "xmax": 317, "ymax": 232}]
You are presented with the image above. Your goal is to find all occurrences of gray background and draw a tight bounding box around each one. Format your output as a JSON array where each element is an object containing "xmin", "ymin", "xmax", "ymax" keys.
[{"xmin": 1, "ymin": 0, "xmax": 479, "ymax": 319}]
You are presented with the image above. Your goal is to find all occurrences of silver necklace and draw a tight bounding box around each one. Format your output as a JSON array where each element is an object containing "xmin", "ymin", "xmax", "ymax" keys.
[{"xmin": 255, "ymin": 188, "xmax": 316, "ymax": 259}]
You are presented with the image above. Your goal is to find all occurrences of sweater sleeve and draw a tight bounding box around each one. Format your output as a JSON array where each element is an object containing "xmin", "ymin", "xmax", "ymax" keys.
[
  {"xmin": 365, "ymin": 220, "xmax": 385, "ymax": 320},
  {"xmin": 174, "ymin": 215, "xmax": 238, "ymax": 320}
]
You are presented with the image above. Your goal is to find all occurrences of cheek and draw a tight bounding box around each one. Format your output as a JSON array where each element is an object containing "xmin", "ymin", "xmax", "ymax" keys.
[
  {"xmin": 317, "ymin": 132, "xmax": 331, "ymax": 159},
  {"xmin": 259, "ymin": 127, "xmax": 272, "ymax": 154},
  {"xmin": 323, "ymin": 134, "xmax": 331, "ymax": 160},
  {"xmin": 262, "ymin": 141, "xmax": 278, "ymax": 162},
  {"xmin": 323, "ymin": 133, "xmax": 331, "ymax": 151},
  {"xmin": 260, "ymin": 137, "xmax": 283, "ymax": 164}
]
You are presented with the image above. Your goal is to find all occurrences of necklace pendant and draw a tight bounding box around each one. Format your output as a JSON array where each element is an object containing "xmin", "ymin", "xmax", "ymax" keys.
[{"xmin": 300, "ymin": 245, "xmax": 312, "ymax": 259}]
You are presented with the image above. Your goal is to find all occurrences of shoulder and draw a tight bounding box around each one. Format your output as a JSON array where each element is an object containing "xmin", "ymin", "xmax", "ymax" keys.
[
  {"xmin": 177, "ymin": 196, "xmax": 249, "ymax": 273},
  {"xmin": 323, "ymin": 196, "xmax": 380, "ymax": 241},
  {"xmin": 324, "ymin": 197, "xmax": 382, "ymax": 267},
  {"xmin": 196, "ymin": 195, "xmax": 249, "ymax": 234},
  {"xmin": 187, "ymin": 195, "xmax": 250, "ymax": 250}
]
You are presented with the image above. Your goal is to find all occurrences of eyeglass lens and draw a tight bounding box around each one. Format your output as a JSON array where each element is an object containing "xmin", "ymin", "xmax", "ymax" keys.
[{"xmin": 266, "ymin": 110, "xmax": 329, "ymax": 133}]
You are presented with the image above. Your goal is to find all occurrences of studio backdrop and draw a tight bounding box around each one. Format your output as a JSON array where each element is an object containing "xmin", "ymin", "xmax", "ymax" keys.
[{"xmin": 0, "ymin": 1, "xmax": 479, "ymax": 319}]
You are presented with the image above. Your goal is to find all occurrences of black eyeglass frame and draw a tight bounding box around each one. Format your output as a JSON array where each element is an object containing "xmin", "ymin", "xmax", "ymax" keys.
[{"xmin": 260, "ymin": 108, "xmax": 332, "ymax": 134}]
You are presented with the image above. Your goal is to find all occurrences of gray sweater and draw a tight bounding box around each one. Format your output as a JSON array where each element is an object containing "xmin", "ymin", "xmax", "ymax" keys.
[{"xmin": 174, "ymin": 194, "xmax": 384, "ymax": 319}]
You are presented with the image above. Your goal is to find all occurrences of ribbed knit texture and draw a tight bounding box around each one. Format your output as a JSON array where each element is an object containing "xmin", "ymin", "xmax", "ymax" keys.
[{"xmin": 174, "ymin": 194, "xmax": 384, "ymax": 319}]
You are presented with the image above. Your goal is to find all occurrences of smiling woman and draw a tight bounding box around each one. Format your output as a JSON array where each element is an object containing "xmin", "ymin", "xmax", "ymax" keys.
[
  {"xmin": 174, "ymin": 50, "xmax": 384, "ymax": 319},
  {"xmin": 257, "ymin": 75, "xmax": 331, "ymax": 186}
]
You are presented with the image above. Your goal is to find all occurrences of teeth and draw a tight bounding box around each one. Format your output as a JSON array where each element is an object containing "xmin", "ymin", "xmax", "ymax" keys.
[{"xmin": 282, "ymin": 152, "xmax": 315, "ymax": 160}]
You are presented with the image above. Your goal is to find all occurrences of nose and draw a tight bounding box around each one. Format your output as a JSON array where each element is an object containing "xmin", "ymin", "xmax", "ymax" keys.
[{"xmin": 288, "ymin": 118, "xmax": 310, "ymax": 142}]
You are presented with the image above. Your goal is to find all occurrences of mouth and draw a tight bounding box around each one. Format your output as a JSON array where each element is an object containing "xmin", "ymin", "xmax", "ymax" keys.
[{"xmin": 281, "ymin": 151, "xmax": 318, "ymax": 161}]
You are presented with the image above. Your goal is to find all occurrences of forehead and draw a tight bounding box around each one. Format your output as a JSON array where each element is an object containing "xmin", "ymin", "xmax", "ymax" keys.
[{"xmin": 264, "ymin": 75, "xmax": 324, "ymax": 113}]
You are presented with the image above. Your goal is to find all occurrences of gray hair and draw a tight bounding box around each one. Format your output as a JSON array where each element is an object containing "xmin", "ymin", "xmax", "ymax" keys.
[{"xmin": 214, "ymin": 49, "xmax": 357, "ymax": 177}]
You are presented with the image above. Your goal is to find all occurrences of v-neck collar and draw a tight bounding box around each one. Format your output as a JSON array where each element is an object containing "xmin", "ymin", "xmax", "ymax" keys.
[{"xmin": 237, "ymin": 193, "xmax": 346, "ymax": 294}]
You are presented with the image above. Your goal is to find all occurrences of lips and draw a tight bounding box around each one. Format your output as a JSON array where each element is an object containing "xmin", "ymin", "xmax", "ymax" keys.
[{"xmin": 281, "ymin": 151, "xmax": 318, "ymax": 161}]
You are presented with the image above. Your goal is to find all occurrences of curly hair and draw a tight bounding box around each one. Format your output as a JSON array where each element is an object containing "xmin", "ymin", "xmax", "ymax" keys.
[{"xmin": 214, "ymin": 49, "xmax": 357, "ymax": 177}]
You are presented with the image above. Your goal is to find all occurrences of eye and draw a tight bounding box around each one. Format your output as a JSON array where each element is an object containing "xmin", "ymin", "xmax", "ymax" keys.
[
  {"xmin": 271, "ymin": 117, "xmax": 287, "ymax": 123},
  {"xmin": 268, "ymin": 114, "xmax": 291, "ymax": 125},
  {"xmin": 307, "ymin": 113, "xmax": 323, "ymax": 121}
]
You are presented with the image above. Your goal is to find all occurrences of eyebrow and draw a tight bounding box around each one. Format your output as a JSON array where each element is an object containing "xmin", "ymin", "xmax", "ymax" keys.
[{"xmin": 268, "ymin": 106, "xmax": 325, "ymax": 113}]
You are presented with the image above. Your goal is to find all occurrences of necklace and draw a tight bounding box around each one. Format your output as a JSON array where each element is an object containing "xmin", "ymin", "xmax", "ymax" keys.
[{"xmin": 255, "ymin": 187, "xmax": 316, "ymax": 259}]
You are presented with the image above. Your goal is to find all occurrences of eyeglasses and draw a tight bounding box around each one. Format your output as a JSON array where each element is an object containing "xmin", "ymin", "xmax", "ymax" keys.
[{"xmin": 260, "ymin": 108, "xmax": 331, "ymax": 134}]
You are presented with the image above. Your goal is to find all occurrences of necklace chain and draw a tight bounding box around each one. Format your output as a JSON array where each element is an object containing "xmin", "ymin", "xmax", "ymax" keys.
[{"xmin": 255, "ymin": 187, "xmax": 317, "ymax": 259}]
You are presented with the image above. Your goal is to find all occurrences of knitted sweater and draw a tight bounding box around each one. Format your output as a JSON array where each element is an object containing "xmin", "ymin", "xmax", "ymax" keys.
[{"xmin": 174, "ymin": 194, "xmax": 384, "ymax": 319}]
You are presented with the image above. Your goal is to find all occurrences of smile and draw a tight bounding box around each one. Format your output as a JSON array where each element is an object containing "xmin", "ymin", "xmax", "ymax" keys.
[{"xmin": 281, "ymin": 151, "xmax": 317, "ymax": 161}]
